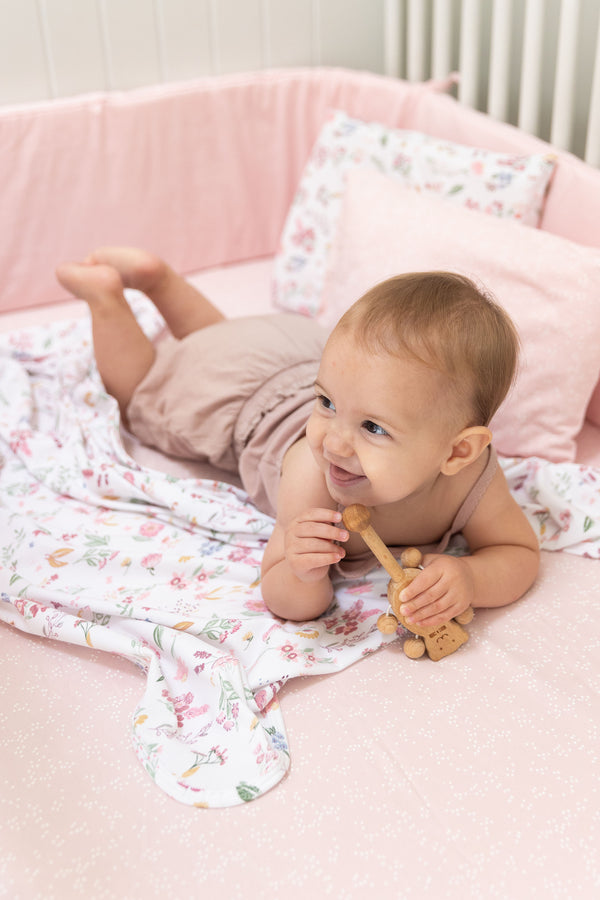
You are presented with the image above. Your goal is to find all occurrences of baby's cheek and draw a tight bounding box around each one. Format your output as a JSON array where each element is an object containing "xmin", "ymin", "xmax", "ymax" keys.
[{"xmin": 305, "ymin": 413, "xmax": 321, "ymax": 456}]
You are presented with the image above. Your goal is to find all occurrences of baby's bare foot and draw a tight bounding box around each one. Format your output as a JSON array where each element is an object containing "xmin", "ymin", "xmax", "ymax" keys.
[
  {"xmin": 85, "ymin": 247, "xmax": 168, "ymax": 293},
  {"xmin": 56, "ymin": 261, "xmax": 124, "ymax": 305}
]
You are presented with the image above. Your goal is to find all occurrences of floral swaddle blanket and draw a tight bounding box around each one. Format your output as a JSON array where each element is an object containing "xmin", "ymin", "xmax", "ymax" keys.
[{"xmin": 1, "ymin": 297, "xmax": 598, "ymax": 807}]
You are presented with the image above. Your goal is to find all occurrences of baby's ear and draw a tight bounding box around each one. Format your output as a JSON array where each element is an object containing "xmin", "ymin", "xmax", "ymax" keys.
[{"xmin": 441, "ymin": 426, "xmax": 492, "ymax": 476}]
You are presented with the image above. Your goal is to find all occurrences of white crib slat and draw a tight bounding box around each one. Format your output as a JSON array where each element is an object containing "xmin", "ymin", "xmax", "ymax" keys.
[
  {"xmin": 40, "ymin": 0, "xmax": 108, "ymax": 96},
  {"xmin": 383, "ymin": 0, "xmax": 401, "ymax": 77},
  {"xmin": 37, "ymin": 0, "xmax": 59, "ymax": 98},
  {"xmin": 100, "ymin": 0, "xmax": 161, "ymax": 90},
  {"xmin": 407, "ymin": 0, "xmax": 426, "ymax": 81},
  {"xmin": 518, "ymin": 0, "xmax": 545, "ymax": 135},
  {"xmin": 487, "ymin": 0, "xmax": 512, "ymax": 121},
  {"xmin": 311, "ymin": 0, "xmax": 322, "ymax": 66},
  {"xmin": 211, "ymin": 0, "xmax": 262, "ymax": 75},
  {"xmin": 319, "ymin": 0, "xmax": 386, "ymax": 73},
  {"xmin": 584, "ymin": 14, "xmax": 600, "ymax": 166},
  {"xmin": 0, "ymin": 0, "xmax": 50, "ymax": 103},
  {"xmin": 266, "ymin": 0, "xmax": 314, "ymax": 68},
  {"xmin": 458, "ymin": 0, "xmax": 481, "ymax": 108},
  {"xmin": 155, "ymin": 0, "xmax": 213, "ymax": 81},
  {"xmin": 550, "ymin": 0, "xmax": 580, "ymax": 150},
  {"xmin": 431, "ymin": 0, "xmax": 453, "ymax": 79}
]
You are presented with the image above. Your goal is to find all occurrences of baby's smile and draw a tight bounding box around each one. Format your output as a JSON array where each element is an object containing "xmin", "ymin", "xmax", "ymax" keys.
[{"xmin": 328, "ymin": 463, "xmax": 367, "ymax": 487}]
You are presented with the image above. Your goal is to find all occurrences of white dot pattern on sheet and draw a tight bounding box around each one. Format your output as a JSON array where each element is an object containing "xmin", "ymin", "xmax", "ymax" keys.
[{"xmin": 2, "ymin": 550, "xmax": 599, "ymax": 899}]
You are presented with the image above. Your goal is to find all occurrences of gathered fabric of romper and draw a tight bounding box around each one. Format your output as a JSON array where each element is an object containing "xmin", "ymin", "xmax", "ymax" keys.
[{"xmin": 127, "ymin": 312, "xmax": 499, "ymax": 577}]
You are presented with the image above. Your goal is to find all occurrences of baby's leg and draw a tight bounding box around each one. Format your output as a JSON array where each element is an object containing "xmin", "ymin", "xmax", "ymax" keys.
[
  {"xmin": 56, "ymin": 262, "xmax": 155, "ymax": 420},
  {"xmin": 87, "ymin": 247, "xmax": 225, "ymax": 338}
]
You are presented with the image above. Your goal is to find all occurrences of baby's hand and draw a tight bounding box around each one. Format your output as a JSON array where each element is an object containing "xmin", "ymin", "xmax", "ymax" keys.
[
  {"xmin": 398, "ymin": 554, "xmax": 475, "ymax": 629},
  {"xmin": 284, "ymin": 508, "xmax": 348, "ymax": 584}
]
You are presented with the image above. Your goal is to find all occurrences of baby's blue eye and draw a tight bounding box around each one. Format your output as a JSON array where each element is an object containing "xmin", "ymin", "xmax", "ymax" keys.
[
  {"xmin": 363, "ymin": 420, "xmax": 388, "ymax": 436},
  {"xmin": 318, "ymin": 394, "xmax": 335, "ymax": 412}
]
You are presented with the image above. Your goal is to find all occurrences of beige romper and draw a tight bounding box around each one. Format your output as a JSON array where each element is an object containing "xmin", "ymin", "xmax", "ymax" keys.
[{"xmin": 127, "ymin": 314, "xmax": 327, "ymax": 517}]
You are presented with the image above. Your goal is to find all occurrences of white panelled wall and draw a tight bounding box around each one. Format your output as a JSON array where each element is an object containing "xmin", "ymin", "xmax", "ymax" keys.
[{"xmin": 0, "ymin": 0, "xmax": 598, "ymax": 165}]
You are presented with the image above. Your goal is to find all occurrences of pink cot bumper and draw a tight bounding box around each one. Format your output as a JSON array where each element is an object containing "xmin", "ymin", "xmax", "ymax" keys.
[{"xmin": 127, "ymin": 314, "xmax": 327, "ymax": 517}]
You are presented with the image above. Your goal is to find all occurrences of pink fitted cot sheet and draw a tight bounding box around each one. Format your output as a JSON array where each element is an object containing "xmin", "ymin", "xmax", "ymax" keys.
[{"xmin": 1, "ymin": 258, "xmax": 600, "ymax": 899}]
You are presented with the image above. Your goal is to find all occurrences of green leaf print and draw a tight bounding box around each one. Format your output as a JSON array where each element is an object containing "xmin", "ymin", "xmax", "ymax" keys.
[
  {"xmin": 153, "ymin": 625, "xmax": 165, "ymax": 650},
  {"xmin": 236, "ymin": 782, "xmax": 260, "ymax": 803}
]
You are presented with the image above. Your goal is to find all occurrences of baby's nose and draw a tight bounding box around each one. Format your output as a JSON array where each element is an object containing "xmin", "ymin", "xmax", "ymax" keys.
[{"xmin": 324, "ymin": 426, "xmax": 353, "ymax": 457}]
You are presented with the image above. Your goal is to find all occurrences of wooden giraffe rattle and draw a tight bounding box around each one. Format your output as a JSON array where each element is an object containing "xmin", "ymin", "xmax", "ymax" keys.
[{"xmin": 341, "ymin": 504, "xmax": 473, "ymax": 661}]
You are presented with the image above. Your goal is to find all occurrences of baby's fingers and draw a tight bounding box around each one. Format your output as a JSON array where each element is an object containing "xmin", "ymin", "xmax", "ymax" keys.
[
  {"xmin": 398, "ymin": 558, "xmax": 470, "ymax": 627},
  {"xmin": 291, "ymin": 508, "xmax": 349, "ymax": 544}
]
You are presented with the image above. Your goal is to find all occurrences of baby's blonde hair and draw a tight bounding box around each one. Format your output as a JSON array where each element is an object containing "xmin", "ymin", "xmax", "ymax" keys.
[{"xmin": 335, "ymin": 272, "xmax": 519, "ymax": 427}]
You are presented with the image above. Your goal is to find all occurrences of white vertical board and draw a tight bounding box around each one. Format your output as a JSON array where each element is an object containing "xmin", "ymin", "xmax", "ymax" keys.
[
  {"xmin": 155, "ymin": 0, "xmax": 213, "ymax": 81},
  {"xmin": 318, "ymin": 0, "xmax": 385, "ymax": 73},
  {"xmin": 211, "ymin": 0, "xmax": 263, "ymax": 74},
  {"xmin": 431, "ymin": 0, "xmax": 454, "ymax": 79},
  {"xmin": 458, "ymin": 0, "xmax": 482, "ymax": 108},
  {"xmin": 266, "ymin": 0, "xmax": 315, "ymax": 68},
  {"xmin": 0, "ymin": 0, "xmax": 49, "ymax": 102},
  {"xmin": 518, "ymin": 0, "xmax": 545, "ymax": 135},
  {"xmin": 40, "ymin": 0, "xmax": 107, "ymax": 96},
  {"xmin": 584, "ymin": 8, "xmax": 600, "ymax": 165},
  {"xmin": 550, "ymin": 0, "xmax": 580, "ymax": 149},
  {"xmin": 406, "ymin": 0, "xmax": 427, "ymax": 81},
  {"xmin": 100, "ymin": 0, "xmax": 161, "ymax": 90},
  {"xmin": 487, "ymin": 0, "xmax": 512, "ymax": 120}
]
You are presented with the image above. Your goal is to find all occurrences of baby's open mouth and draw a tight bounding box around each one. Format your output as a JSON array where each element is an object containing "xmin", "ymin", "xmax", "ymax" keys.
[{"xmin": 328, "ymin": 464, "xmax": 366, "ymax": 486}]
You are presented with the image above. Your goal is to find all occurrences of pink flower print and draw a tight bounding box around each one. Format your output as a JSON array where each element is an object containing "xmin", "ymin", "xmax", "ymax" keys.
[
  {"xmin": 170, "ymin": 573, "xmax": 188, "ymax": 590},
  {"xmin": 485, "ymin": 200, "xmax": 504, "ymax": 216},
  {"xmin": 245, "ymin": 596, "xmax": 268, "ymax": 613},
  {"xmin": 139, "ymin": 520, "xmax": 164, "ymax": 537},
  {"xmin": 193, "ymin": 649, "xmax": 211, "ymax": 674},
  {"xmin": 470, "ymin": 160, "xmax": 485, "ymax": 176},
  {"xmin": 227, "ymin": 546, "xmax": 258, "ymax": 565},
  {"xmin": 123, "ymin": 471, "xmax": 135, "ymax": 484},
  {"xmin": 253, "ymin": 688, "xmax": 270, "ymax": 711},
  {"xmin": 558, "ymin": 509, "xmax": 572, "ymax": 531},
  {"xmin": 216, "ymin": 712, "xmax": 235, "ymax": 732},
  {"xmin": 9, "ymin": 429, "xmax": 33, "ymax": 456},
  {"xmin": 164, "ymin": 689, "xmax": 209, "ymax": 728},
  {"xmin": 324, "ymin": 598, "xmax": 380, "ymax": 636},
  {"xmin": 280, "ymin": 642, "xmax": 299, "ymax": 662},
  {"xmin": 212, "ymin": 746, "xmax": 227, "ymax": 766},
  {"xmin": 314, "ymin": 145, "xmax": 329, "ymax": 167},
  {"xmin": 291, "ymin": 220, "xmax": 315, "ymax": 253},
  {"xmin": 141, "ymin": 553, "xmax": 162, "ymax": 574}
]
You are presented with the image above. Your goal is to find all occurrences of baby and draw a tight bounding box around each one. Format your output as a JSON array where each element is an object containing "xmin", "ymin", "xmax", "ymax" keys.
[{"xmin": 57, "ymin": 248, "xmax": 539, "ymax": 626}]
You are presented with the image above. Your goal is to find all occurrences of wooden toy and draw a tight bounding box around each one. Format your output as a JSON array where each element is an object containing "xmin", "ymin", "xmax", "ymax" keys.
[{"xmin": 341, "ymin": 503, "xmax": 473, "ymax": 661}]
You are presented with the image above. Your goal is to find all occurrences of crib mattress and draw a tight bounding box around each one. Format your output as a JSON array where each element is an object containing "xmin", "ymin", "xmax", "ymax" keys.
[{"xmin": 1, "ymin": 257, "xmax": 599, "ymax": 899}]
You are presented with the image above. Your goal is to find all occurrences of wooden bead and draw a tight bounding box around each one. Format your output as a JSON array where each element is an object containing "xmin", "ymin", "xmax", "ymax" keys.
[
  {"xmin": 377, "ymin": 613, "xmax": 399, "ymax": 635},
  {"xmin": 404, "ymin": 637, "xmax": 426, "ymax": 659},
  {"xmin": 341, "ymin": 503, "xmax": 371, "ymax": 533},
  {"xmin": 454, "ymin": 606, "xmax": 474, "ymax": 625},
  {"xmin": 400, "ymin": 547, "xmax": 422, "ymax": 568}
]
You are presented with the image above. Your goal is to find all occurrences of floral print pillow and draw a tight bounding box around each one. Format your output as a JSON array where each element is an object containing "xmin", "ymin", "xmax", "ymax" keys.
[{"xmin": 272, "ymin": 110, "xmax": 556, "ymax": 318}]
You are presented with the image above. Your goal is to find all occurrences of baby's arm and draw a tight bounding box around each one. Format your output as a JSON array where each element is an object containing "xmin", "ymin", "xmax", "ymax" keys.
[
  {"xmin": 260, "ymin": 439, "xmax": 348, "ymax": 621},
  {"xmin": 398, "ymin": 467, "xmax": 540, "ymax": 629}
]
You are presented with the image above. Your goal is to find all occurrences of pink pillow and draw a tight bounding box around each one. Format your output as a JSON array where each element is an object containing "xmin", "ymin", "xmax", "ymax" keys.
[
  {"xmin": 320, "ymin": 169, "xmax": 600, "ymax": 463},
  {"xmin": 272, "ymin": 109, "xmax": 556, "ymax": 318}
]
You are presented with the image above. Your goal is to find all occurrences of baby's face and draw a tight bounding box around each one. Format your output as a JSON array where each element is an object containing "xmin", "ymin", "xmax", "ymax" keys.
[{"xmin": 305, "ymin": 329, "xmax": 461, "ymax": 509}]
